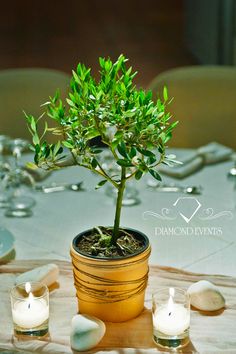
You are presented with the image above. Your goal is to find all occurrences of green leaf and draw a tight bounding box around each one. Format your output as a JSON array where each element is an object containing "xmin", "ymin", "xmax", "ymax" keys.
[
  {"xmin": 99, "ymin": 57, "xmax": 105, "ymax": 68},
  {"xmin": 26, "ymin": 162, "xmax": 38, "ymax": 170},
  {"xmin": 85, "ymin": 129, "xmax": 100, "ymax": 140},
  {"xmin": 66, "ymin": 98, "xmax": 76, "ymax": 107},
  {"xmin": 52, "ymin": 89, "xmax": 60, "ymax": 104},
  {"xmin": 95, "ymin": 179, "xmax": 108, "ymax": 189},
  {"xmin": 158, "ymin": 145, "xmax": 164, "ymax": 154},
  {"xmin": 149, "ymin": 169, "xmax": 162, "ymax": 181},
  {"xmin": 164, "ymin": 132, "xmax": 172, "ymax": 143},
  {"xmin": 57, "ymin": 147, "xmax": 63, "ymax": 155},
  {"xmin": 129, "ymin": 146, "xmax": 136, "ymax": 159},
  {"xmin": 117, "ymin": 142, "xmax": 128, "ymax": 158},
  {"xmin": 40, "ymin": 101, "xmax": 51, "ymax": 107},
  {"xmin": 91, "ymin": 148, "xmax": 103, "ymax": 154},
  {"xmin": 135, "ymin": 170, "xmax": 143, "ymax": 180},
  {"xmin": 137, "ymin": 148, "xmax": 155, "ymax": 157},
  {"xmin": 111, "ymin": 139, "xmax": 119, "ymax": 150},
  {"xmin": 117, "ymin": 159, "xmax": 133, "ymax": 167},
  {"xmin": 54, "ymin": 141, "xmax": 61, "ymax": 155},
  {"xmin": 32, "ymin": 134, "xmax": 40, "ymax": 145},
  {"xmin": 62, "ymin": 141, "xmax": 74, "ymax": 149},
  {"xmin": 146, "ymin": 106, "xmax": 154, "ymax": 115},
  {"xmin": 114, "ymin": 131, "xmax": 124, "ymax": 139},
  {"xmin": 91, "ymin": 158, "xmax": 98, "ymax": 168},
  {"xmin": 30, "ymin": 118, "xmax": 36, "ymax": 132},
  {"xmin": 147, "ymin": 155, "xmax": 156, "ymax": 165},
  {"xmin": 163, "ymin": 86, "xmax": 168, "ymax": 101},
  {"xmin": 72, "ymin": 70, "xmax": 79, "ymax": 83},
  {"xmin": 170, "ymin": 121, "xmax": 179, "ymax": 129}
]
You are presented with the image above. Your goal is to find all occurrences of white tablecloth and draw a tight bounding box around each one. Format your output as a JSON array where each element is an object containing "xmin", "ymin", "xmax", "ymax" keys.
[{"xmin": 1, "ymin": 149, "xmax": 236, "ymax": 276}]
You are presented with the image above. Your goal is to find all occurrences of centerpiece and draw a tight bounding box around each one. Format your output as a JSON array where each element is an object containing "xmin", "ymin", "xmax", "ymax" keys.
[{"xmin": 25, "ymin": 55, "xmax": 177, "ymax": 322}]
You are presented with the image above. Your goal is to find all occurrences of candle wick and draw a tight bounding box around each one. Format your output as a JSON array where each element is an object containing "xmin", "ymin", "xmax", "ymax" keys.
[
  {"xmin": 28, "ymin": 302, "xmax": 30, "ymax": 309},
  {"xmin": 168, "ymin": 312, "xmax": 171, "ymax": 316}
]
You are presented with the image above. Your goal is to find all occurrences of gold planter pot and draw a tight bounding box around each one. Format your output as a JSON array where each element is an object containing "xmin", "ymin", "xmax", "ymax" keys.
[{"xmin": 70, "ymin": 228, "xmax": 151, "ymax": 322}]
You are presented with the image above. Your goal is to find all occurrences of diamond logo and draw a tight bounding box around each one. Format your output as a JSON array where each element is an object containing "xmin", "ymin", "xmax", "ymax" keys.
[{"xmin": 173, "ymin": 197, "xmax": 201, "ymax": 223}]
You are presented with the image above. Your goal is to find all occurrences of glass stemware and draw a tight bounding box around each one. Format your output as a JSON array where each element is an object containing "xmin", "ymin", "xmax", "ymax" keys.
[
  {"xmin": 3, "ymin": 168, "xmax": 36, "ymax": 217},
  {"xmin": 0, "ymin": 135, "xmax": 10, "ymax": 157},
  {"xmin": 0, "ymin": 135, "xmax": 12, "ymax": 208},
  {"xmin": 0, "ymin": 168, "xmax": 13, "ymax": 208},
  {"xmin": 8, "ymin": 138, "xmax": 29, "ymax": 167},
  {"xmin": 0, "ymin": 135, "xmax": 11, "ymax": 173},
  {"xmin": 3, "ymin": 138, "xmax": 35, "ymax": 216},
  {"xmin": 228, "ymin": 152, "xmax": 236, "ymax": 210},
  {"xmin": 0, "ymin": 136, "xmax": 36, "ymax": 217},
  {"xmin": 228, "ymin": 153, "xmax": 236, "ymax": 178}
]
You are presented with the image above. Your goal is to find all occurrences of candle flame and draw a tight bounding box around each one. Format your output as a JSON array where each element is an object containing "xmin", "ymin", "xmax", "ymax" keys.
[
  {"xmin": 25, "ymin": 282, "xmax": 34, "ymax": 310},
  {"xmin": 25, "ymin": 282, "xmax": 31, "ymax": 294},
  {"xmin": 169, "ymin": 287, "xmax": 175, "ymax": 297},
  {"xmin": 168, "ymin": 287, "xmax": 175, "ymax": 316},
  {"xmin": 27, "ymin": 292, "xmax": 34, "ymax": 309}
]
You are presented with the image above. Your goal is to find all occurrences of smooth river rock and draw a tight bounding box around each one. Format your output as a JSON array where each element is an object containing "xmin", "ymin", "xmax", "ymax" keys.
[
  {"xmin": 15, "ymin": 263, "xmax": 59, "ymax": 287},
  {"xmin": 187, "ymin": 280, "xmax": 225, "ymax": 311},
  {"xmin": 70, "ymin": 314, "xmax": 106, "ymax": 352}
]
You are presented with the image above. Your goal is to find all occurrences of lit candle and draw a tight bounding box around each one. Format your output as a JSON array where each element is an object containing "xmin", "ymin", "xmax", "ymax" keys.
[
  {"xmin": 11, "ymin": 282, "xmax": 49, "ymax": 333},
  {"xmin": 153, "ymin": 288, "xmax": 190, "ymax": 336},
  {"xmin": 152, "ymin": 287, "xmax": 190, "ymax": 349}
]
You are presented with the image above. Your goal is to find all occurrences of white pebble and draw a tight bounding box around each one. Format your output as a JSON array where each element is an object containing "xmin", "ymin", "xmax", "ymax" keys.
[
  {"xmin": 187, "ymin": 280, "xmax": 225, "ymax": 311},
  {"xmin": 15, "ymin": 263, "xmax": 59, "ymax": 287},
  {"xmin": 70, "ymin": 314, "xmax": 106, "ymax": 352}
]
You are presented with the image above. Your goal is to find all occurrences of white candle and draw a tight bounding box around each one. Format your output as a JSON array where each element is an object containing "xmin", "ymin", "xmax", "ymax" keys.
[
  {"xmin": 12, "ymin": 283, "xmax": 49, "ymax": 329},
  {"xmin": 153, "ymin": 288, "xmax": 190, "ymax": 336}
]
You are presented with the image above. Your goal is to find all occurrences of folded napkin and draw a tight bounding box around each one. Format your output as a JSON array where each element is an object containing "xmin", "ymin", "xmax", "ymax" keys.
[
  {"xmin": 158, "ymin": 142, "xmax": 233, "ymax": 179},
  {"xmin": 198, "ymin": 142, "xmax": 233, "ymax": 164}
]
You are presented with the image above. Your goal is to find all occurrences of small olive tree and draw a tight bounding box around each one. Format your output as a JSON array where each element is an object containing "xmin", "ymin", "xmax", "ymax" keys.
[{"xmin": 25, "ymin": 55, "xmax": 177, "ymax": 248}]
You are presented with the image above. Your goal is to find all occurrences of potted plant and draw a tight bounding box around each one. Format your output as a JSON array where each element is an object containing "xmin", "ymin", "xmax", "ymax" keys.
[{"xmin": 25, "ymin": 55, "xmax": 177, "ymax": 322}]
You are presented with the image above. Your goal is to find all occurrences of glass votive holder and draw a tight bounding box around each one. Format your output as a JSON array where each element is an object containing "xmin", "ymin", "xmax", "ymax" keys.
[
  {"xmin": 152, "ymin": 287, "xmax": 190, "ymax": 350},
  {"xmin": 10, "ymin": 281, "xmax": 49, "ymax": 338}
]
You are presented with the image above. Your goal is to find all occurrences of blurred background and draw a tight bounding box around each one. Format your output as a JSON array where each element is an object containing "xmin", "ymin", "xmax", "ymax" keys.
[
  {"xmin": 0, "ymin": 0, "xmax": 236, "ymax": 147},
  {"xmin": 0, "ymin": 0, "xmax": 196, "ymax": 87}
]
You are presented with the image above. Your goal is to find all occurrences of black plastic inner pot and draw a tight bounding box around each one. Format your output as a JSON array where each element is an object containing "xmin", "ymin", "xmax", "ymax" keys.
[{"xmin": 72, "ymin": 227, "xmax": 150, "ymax": 260}]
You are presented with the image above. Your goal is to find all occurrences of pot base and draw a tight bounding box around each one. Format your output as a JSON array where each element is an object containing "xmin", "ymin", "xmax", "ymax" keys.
[{"xmin": 78, "ymin": 293, "xmax": 145, "ymax": 322}]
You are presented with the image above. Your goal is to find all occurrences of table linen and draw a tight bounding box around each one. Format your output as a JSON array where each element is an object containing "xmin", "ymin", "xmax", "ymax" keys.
[{"xmin": 0, "ymin": 260, "xmax": 235, "ymax": 353}]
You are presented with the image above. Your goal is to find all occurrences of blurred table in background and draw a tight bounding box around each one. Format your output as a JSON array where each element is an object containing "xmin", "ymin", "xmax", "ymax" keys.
[{"xmin": 1, "ymin": 149, "xmax": 235, "ymax": 276}]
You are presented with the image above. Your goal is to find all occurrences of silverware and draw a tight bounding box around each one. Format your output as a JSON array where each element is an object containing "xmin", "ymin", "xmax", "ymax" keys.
[
  {"xmin": 35, "ymin": 181, "xmax": 84, "ymax": 193},
  {"xmin": 147, "ymin": 180, "xmax": 202, "ymax": 195},
  {"xmin": 228, "ymin": 167, "xmax": 236, "ymax": 178},
  {"xmin": 228, "ymin": 152, "xmax": 236, "ymax": 178}
]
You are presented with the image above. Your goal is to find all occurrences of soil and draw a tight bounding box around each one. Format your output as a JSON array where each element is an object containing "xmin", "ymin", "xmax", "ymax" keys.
[{"xmin": 76, "ymin": 226, "xmax": 145, "ymax": 258}]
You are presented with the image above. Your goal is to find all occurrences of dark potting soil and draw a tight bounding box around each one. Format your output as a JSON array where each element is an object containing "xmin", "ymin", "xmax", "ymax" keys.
[{"xmin": 76, "ymin": 226, "xmax": 145, "ymax": 258}]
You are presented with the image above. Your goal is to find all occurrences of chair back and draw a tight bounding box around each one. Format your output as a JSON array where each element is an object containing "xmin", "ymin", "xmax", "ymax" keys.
[
  {"xmin": 148, "ymin": 66, "xmax": 236, "ymax": 149},
  {"xmin": 0, "ymin": 68, "xmax": 70, "ymax": 141}
]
